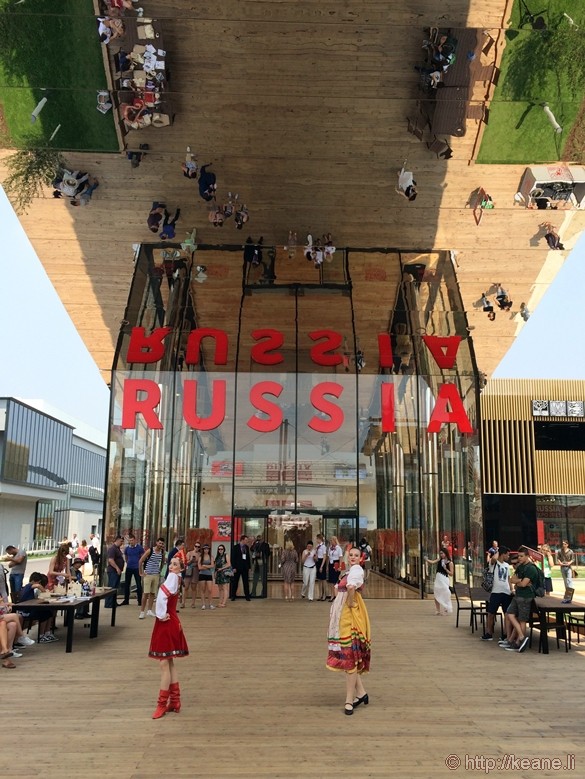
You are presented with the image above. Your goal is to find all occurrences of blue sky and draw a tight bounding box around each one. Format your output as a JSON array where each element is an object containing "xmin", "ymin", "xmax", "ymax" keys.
[
  {"xmin": 493, "ymin": 230, "xmax": 585, "ymax": 378},
  {"xmin": 0, "ymin": 187, "xmax": 110, "ymax": 438},
  {"xmin": 0, "ymin": 186, "xmax": 583, "ymax": 438}
]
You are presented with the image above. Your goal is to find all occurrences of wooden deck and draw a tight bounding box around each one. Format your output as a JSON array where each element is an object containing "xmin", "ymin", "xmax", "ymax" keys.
[
  {"xmin": 3, "ymin": 594, "xmax": 585, "ymax": 778},
  {"xmin": 1, "ymin": 0, "xmax": 584, "ymax": 385}
]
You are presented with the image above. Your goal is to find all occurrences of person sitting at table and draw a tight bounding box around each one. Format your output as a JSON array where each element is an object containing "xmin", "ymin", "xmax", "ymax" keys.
[
  {"xmin": 1, "ymin": 620, "xmax": 18, "ymax": 668},
  {"xmin": 108, "ymin": 0, "xmax": 140, "ymax": 11},
  {"xmin": 16, "ymin": 573, "xmax": 58, "ymax": 644},
  {"xmin": 97, "ymin": 16, "xmax": 125, "ymax": 44},
  {"xmin": 396, "ymin": 164, "xmax": 417, "ymax": 202},
  {"xmin": 414, "ymin": 64, "xmax": 445, "ymax": 89},
  {"xmin": 47, "ymin": 542, "xmax": 72, "ymax": 590},
  {"xmin": 71, "ymin": 559, "xmax": 91, "ymax": 619},
  {"xmin": 1, "ymin": 604, "xmax": 34, "ymax": 662},
  {"xmin": 120, "ymin": 101, "xmax": 151, "ymax": 130}
]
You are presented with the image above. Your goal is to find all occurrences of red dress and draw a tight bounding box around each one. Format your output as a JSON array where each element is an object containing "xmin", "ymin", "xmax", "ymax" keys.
[{"xmin": 148, "ymin": 573, "xmax": 189, "ymax": 660}]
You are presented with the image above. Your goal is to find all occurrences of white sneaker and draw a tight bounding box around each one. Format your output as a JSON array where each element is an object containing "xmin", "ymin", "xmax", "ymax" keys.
[
  {"xmin": 146, "ymin": 610, "xmax": 155, "ymax": 617},
  {"xmin": 201, "ymin": 605, "xmax": 206, "ymax": 610},
  {"xmin": 10, "ymin": 649, "xmax": 23, "ymax": 658},
  {"xmin": 139, "ymin": 612, "xmax": 145, "ymax": 619},
  {"xmin": 186, "ymin": 145, "xmax": 191, "ymax": 153},
  {"xmin": 15, "ymin": 635, "xmax": 35, "ymax": 646},
  {"xmin": 209, "ymin": 604, "xmax": 216, "ymax": 610}
]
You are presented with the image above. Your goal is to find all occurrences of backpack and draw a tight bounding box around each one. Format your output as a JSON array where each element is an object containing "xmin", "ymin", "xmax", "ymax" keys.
[
  {"xmin": 531, "ymin": 564, "xmax": 546, "ymax": 598},
  {"xmin": 481, "ymin": 562, "xmax": 498, "ymax": 593}
]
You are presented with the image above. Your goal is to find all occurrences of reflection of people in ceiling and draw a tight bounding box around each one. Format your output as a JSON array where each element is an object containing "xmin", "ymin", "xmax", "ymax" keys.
[{"xmin": 394, "ymin": 323, "xmax": 412, "ymax": 374}]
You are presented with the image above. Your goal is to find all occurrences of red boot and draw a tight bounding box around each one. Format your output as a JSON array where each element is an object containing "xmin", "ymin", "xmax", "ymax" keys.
[
  {"xmin": 152, "ymin": 689, "xmax": 170, "ymax": 719},
  {"xmin": 167, "ymin": 682, "xmax": 181, "ymax": 713}
]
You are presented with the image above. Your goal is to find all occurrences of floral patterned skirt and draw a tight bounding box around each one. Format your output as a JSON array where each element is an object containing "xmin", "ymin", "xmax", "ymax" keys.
[{"xmin": 326, "ymin": 591, "xmax": 371, "ymax": 674}]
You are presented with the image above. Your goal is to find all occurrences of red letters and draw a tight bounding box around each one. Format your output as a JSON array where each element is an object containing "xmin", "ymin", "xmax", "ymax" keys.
[
  {"xmin": 308, "ymin": 382, "xmax": 344, "ymax": 432},
  {"xmin": 183, "ymin": 380, "xmax": 226, "ymax": 430},
  {"xmin": 121, "ymin": 379, "xmax": 162, "ymax": 429},
  {"xmin": 247, "ymin": 381, "xmax": 284, "ymax": 432},
  {"xmin": 427, "ymin": 383, "xmax": 473, "ymax": 434},
  {"xmin": 251, "ymin": 329, "xmax": 284, "ymax": 365},
  {"xmin": 381, "ymin": 382, "xmax": 396, "ymax": 432},
  {"xmin": 422, "ymin": 336, "xmax": 462, "ymax": 369},
  {"xmin": 185, "ymin": 328, "xmax": 228, "ymax": 366},
  {"xmin": 378, "ymin": 333, "xmax": 394, "ymax": 369},
  {"xmin": 126, "ymin": 327, "xmax": 172, "ymax": 364},
  {"xmin": 309, "ymin": 330, "xmax": 343, "ymax": 366}
]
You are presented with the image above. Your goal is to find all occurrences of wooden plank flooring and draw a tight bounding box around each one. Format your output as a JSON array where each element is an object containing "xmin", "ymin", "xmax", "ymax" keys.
[
  {"xmin": 1, "ymin": 0, "xmax": 583, "ymax": 385},
  {"xmin": 3, "ymin": 591, "xmax": 585, "ymax": 778}
]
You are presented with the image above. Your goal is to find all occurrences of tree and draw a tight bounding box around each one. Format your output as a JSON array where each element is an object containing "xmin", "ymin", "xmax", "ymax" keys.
[{"xmin": 1, "ymin": 144, "xmax": 64, "ymax": 213}]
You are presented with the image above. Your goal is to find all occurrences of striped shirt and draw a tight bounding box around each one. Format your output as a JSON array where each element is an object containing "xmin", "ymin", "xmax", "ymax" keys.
[{"xmin": 144, "ymin": 549, "xmax": 163, "ymax": 575}]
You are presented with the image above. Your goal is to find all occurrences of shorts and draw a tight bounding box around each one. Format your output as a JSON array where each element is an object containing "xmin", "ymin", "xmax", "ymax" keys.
[
  {"xmin": 506, "ymin": 596, "xmax": 532, "ymax": 623},
  {"xmin": 488, "ymin": 592, "xmax": 512, "ymax": 615},
  {"xmin": 143, "ymin": 573, "xmax": 160, "ymax": 595},
  {"xmin": 17, "ymin": 607, "xmax": 52, "ymax": 623}
]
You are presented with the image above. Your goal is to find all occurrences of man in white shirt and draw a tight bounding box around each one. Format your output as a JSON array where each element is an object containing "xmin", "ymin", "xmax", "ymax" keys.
[
  {"xmin": 482, "ymin": 545, "xmax": 511, "ymax": 641},
  {"xmin": 300, "ymin": 541, "xmax": 317, "ymax": 601}
]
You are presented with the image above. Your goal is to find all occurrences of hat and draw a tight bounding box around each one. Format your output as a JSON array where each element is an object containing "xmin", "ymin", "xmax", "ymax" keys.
[{"xmin": 73, "ymin": 558, "xmax": 84, "ymax": 565}]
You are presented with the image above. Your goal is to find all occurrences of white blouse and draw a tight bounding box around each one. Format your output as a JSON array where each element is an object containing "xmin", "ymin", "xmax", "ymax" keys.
[
  {"xmin": 155, "ymin": 571, "xmax": 180, "ymax": 619},
  {"xmin": 346, "ymin": 563, "xmax": 364, "ymax": 589},
  {"xmin": 328, "ymin": 544, "xmax": 342, "ymax": 563}
]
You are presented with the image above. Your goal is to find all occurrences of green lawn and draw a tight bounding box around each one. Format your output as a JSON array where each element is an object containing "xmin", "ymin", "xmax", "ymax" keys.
[
  {"xmin": 0, "ymin": 0, "xmax": 118, "ymax": 151},
  {"xmin": 477, "ymin": 0, "xmax": 585, "ymax": 164}
]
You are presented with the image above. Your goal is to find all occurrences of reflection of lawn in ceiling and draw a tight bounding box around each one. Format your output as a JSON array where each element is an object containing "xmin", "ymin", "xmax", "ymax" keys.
[
  {"xmin": 0, "ymin": 0, "xmax": 117, "ymax": 151},
  {"xmin": 477, "ymin": 0, "xmax": 585, "ymax": 164}
]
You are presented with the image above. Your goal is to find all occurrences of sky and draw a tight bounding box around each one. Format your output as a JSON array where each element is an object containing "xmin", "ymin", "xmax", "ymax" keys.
[
  {"xmin": 0, "ymin": 187, "xmax": 110, "ymax": 443},
  {"xmin": 0, "ymin": 186, "xmax": 584, "ymax": 440}
]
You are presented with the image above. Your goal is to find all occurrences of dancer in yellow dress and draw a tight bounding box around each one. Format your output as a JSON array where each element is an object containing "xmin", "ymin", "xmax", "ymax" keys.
[{"xmin": 326, "ymin": 547, "xmax": 371, "ymax": 715}]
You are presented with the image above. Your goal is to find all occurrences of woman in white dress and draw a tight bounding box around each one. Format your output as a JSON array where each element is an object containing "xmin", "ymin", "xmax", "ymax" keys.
[{"xmin": 425, "ymin": 549, "xmax": 454, "ymax": 615}]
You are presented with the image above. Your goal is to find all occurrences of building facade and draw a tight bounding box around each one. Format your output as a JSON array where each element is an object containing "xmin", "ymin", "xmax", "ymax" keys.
[
  {"xmin": 106, "ymin": 243, "xmax": 482, "ymax": 595},
  {"xmin": 0, "ymin": 398, "xmax": 106, "ymax": 550},
  {"xmin": 481, "ymin": 379, "xmax": 585, "ymax": 560}
]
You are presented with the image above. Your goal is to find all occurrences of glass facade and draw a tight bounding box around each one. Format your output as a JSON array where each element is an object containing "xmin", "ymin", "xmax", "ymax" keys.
[
  {"xmin": 106, "ymin": 243, "xmax": 482, "ymax": 596},
  {"xmin": 1, "ymin": 399, "xmax": 71, "ymax": 488},
  {"xmin": 69, "ymin": 444, "xmax": 106, "ymax": 501}
]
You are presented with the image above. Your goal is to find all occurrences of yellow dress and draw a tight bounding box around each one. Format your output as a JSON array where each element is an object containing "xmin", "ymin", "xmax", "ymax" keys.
[{"xmin": 326, "ymin": 567, "xmax": 371, "ymax": 674}]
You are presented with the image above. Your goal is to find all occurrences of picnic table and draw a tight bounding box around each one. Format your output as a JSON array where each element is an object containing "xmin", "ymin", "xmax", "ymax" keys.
[
  {"xmin": 419, "ymin": 28, "xmax": 485, "ymax": 138},
  {"xmin": 109, "ymin": 18, "xmax": 174, "ymax": 134},
  {"xmin": 16, "ymin": 588, "xmax": 117, "ymax": 653}
]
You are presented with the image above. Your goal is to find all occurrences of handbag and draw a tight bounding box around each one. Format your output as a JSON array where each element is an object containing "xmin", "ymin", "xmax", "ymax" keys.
[{"xmin": 222, "ymin": 567, "xmax": 234, "ymax": 577}]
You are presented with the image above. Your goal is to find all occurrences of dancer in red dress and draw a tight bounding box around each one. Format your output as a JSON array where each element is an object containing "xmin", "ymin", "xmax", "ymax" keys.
[{"xmin": 149, "ymin": 557, "xmax": 189, "ymax": 718}]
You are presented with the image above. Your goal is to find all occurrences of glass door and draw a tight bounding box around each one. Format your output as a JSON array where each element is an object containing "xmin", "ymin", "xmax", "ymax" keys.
[
  {"xmin": 233, "ymin": 514, "xmax": 270, "ymax": 598},
  {"xmin": 267, "ymin": 513, "xmax": 323, "ymax": 581}
]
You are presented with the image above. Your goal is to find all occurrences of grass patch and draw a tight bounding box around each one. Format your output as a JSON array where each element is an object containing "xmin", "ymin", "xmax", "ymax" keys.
[
  {"xmin": 0, "ymin": 0, "xmax": 118, "ymax": 151},
  {"xmin": 477, "ymin": 0, "xmax": 585, "ymax": 164}
]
